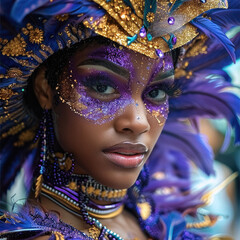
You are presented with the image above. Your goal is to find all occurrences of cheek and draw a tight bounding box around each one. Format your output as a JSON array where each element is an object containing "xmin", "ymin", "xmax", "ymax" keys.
[{"xmin": 52, "ymin": 104, "xmax": 100, "ymax": 154}]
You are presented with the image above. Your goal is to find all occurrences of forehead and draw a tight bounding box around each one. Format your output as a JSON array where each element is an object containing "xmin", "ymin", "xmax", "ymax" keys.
[{"xmin": 69, "ymin": 40, "xmax": 174, "ymax": 81}]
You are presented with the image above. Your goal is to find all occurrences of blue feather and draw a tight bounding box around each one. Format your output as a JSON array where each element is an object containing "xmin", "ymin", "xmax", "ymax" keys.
[
  {"xmin": 210, "ymin": 9, "xmax": 240, "ymax": 29},
  {"xmin": 191, "ymin": 16, "xmax": 236, "ymax": 63}
]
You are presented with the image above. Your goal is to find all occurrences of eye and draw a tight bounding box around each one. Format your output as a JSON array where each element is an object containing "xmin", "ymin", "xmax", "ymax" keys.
[
  {"xmin": 146, "ymin": 87, "xmax": 166, "ymax": 103},
  {"xmin": 92, "ymin": 84, "xmax": 115, "ymax": 94}
]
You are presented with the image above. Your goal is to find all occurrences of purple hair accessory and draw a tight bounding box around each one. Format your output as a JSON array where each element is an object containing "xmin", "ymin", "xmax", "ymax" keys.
[
  {"xmin": 155, "ymin": 49, "xmax": 164, "ymax": 58},
  {"xmin": 172, "ymin": 36, "xmax": 177, "ymax": 45},
  {"xmin": 168, "ymin": 17, "xmax": 175, "ymax": 25},
  {"xmin": 139, "ymin": 26, "xmax": 147, "ymax": 38}
]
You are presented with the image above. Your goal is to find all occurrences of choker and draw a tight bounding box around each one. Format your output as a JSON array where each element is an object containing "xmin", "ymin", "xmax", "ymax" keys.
[
  {"xmin": 41, "ymin": 174, "xmax": 127, "ymax": 240},
  {"xmin": 41, "ymin": 182, "xmax": 124, "ymax": 219}
]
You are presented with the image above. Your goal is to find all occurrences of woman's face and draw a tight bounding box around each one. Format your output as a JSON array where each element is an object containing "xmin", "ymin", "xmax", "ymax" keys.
[{"xmin": 52, "ymin": 41, "xmax": 175, "ymax": 189}]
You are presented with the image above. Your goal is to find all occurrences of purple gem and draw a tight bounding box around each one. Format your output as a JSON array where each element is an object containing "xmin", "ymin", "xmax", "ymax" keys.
[
  {"xmin": 200, "ymin": 0, "xmax": 206, "ymax": 3},
  {"xmin": 172, "ymin": 36, "xmax": 177, "ymax": 45},
  {"xmin": 139, "ymin": 26, "xmax": 147, "ymax": 38},
  {"xmin": 155, "ymin": 49, "xmax": 164, "ymax": 58},
  {"xmin": 168, "ymin": 17, "xmax": 175, "ymax": 25}
]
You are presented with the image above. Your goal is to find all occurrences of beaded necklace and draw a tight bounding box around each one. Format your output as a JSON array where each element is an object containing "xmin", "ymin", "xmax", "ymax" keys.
[{"xmin": 41, "ymin": 174, "xmax": 127, "ymax": 240}]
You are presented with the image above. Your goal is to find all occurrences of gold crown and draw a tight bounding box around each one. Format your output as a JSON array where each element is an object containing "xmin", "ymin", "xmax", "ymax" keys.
[{"xmin": 83, "ymin": 0, "xmax": 227, "ymax": 58}]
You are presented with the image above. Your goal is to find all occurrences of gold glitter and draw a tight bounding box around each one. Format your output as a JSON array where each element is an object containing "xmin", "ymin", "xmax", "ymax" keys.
[
  {"xmin": 7, "ymin": 68, "xmax": 23, "ymax": 78},
  {"xmin": 29, "ymin": 28, "xmax": 44, "ymax": 44},
  {"xmin": 0, "ymin": 88, "xmax": 17, "ymax": 100},
  {"xmin": 86, "ymin": 0, "xmax": 227, "ymax": 58},
  {"xmin": 88, "ymin": 225, "xmax": 100, "ymax": 239},
  {"xmin": 14, "ymin": 128, "xmax": 36, "ymax": 147},
  {"xmin": 2, "ymin": 35, "xmax": 27, "ymax": 57},
  {"xmin": 1, "ymin": 122, "xmax": 25, "ymax": 139},
  {"xmin": 146, "ymin": 12, "xmax": 155, "ymax": 23},
  {"xmin": 55, "ymin": 14, "xmax": 69, "ymax": 22}
]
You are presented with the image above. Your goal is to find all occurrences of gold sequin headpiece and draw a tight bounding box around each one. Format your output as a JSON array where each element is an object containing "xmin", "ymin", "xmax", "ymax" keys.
[{"xmin": 83, "ymin": 0, "xmax": 228, "ymax": 58}]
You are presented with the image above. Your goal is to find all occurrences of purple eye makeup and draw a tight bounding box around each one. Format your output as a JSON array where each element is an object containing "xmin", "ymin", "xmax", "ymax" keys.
[{"xmin": 56, "ymin": 48, "xmax": 176, "ymax": 126}]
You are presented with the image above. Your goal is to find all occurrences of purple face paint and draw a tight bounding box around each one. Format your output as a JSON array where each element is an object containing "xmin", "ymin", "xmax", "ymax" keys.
[
  {"xmin": 57, "ymin": 46, "xmax": 175, "ymax": 126},
  {"xmin": 57, "ymin": 64, "xmax": 134, "ymax": 124}
]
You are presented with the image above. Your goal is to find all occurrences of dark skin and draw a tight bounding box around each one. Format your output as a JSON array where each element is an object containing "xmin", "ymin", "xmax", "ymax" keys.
[{"xmin": 33, "ymin": 42, "xmax": 174, "ymax": 239}]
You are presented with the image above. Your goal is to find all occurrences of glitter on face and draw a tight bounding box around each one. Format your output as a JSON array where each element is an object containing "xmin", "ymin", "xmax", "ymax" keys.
[{"xmin": 57, "ymin": 45, "xmax": 174, "ymax": 126}]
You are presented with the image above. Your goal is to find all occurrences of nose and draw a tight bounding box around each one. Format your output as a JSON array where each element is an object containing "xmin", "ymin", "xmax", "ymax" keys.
[{"xmin": 114, "ymin": 100, "xmax": 150, "ymax": 135}]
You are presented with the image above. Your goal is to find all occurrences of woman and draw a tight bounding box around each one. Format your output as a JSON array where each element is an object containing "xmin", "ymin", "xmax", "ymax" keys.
[{"xmin": 0, "ymin": 0, "xmax": 240, "ymax": 239}]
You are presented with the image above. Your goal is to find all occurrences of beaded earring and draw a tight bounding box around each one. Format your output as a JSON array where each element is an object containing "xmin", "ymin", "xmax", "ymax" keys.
[
  {"xmin": 34, "ymin": 109, "xmax": 48, "ymax": 198},
  {"xmin": 34, "ymin": 109, "xmax": 75, "ymax": 198}
]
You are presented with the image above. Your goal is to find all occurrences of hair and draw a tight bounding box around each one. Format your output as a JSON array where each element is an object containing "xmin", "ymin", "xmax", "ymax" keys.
[{"xmin": 24, "ymin": 36, "xmax": 181, "ymax": 119}]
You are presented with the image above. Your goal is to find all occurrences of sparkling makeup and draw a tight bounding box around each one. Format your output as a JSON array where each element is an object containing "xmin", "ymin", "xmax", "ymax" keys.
[
  {"xmin": 56, "ymin": 46, "xmax": 175, "ymax": 125},
  {"xmin": 56, "ymin": 58, "xmax": 134, "ymax": 124}
]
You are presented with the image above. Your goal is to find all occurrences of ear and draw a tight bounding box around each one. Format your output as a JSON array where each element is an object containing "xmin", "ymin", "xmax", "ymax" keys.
[{"xmin": 34, "ymin": 67, "xmax": 53, "ymax": 109}]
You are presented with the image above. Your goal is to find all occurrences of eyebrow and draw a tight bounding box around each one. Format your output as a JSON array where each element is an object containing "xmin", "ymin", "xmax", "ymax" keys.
[
  {"xmin": 78, "ymin": 58, "xmax": 130, "ymax": 79},
  {"xmin": 151, "ymin": 69, "xmax": 174, "ymax": 83}
]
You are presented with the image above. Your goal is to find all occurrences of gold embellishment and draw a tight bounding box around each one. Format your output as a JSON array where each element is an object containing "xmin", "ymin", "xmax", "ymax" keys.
[
  {"xmin": 0, "ymin": 122, "xmax": 25, "ymax": 139},
  {"xmin": 7, "ymin": 68, "xmax": 23, "ymax": 78},
  {"xmin": 2, "ymin": 35, "xmax": 27, "ymax": 57},
  {"xmin": 29, "ymin": 28, "xmax": 44, "ymax": 44},
  {"xmin": 56, "ymin": 14, "xmax": 69, "ymax": 22},
  {"xmin": 14, "ymin": 128, "xmax": 35, "ymax": 147},
  {"xmin": 67, "ymin": 181, "xmax": 78, "ymax": 191},
  {"xmin": 137, "ymin": 201, "xmax": 151, "ymax": 220},
  {"xmin": 146, "ymin": 12, "xmax": 155, "ymax": 23},
  {"xmin": 0, "ymin": 88, "xmax": 17, "ymax": 100},
  {"xmin": 35, "ymin": 174, "xmax": 43, "ymax": 198},
  {"xmin": 41, "ymin": 185, "xmax": 125, "ymax": 219},
  {"xmin": 88, "ymin": 225, "xmax": 101, "ymax": 240},
  {"xmin": 85, "ymin": 0, "xmax": 227, "ymax": 58}
]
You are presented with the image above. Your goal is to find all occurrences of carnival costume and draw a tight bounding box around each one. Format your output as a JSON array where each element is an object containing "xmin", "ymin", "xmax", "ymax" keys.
[{"xmin": 0, "ymin": 0, "xmax": 240, "ymax": 239}]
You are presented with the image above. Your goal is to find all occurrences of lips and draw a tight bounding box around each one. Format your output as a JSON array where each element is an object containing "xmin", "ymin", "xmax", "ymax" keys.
[{"xmin": 103, "ymin": 142, "xmax": 148, "ymax": 168}]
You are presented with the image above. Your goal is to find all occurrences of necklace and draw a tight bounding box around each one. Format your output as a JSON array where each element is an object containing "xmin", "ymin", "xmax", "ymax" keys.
[{"xmin": 41, "ymin": 174, "xmax": 126, "ymax": 240}]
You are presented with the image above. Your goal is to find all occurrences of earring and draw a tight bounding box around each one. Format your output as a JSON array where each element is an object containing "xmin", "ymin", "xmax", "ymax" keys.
[
  {"xmin": 34, "ymin": 109, "xmax": 75, "ymax": 198},
  {"xmin": 34, "ymin": 109, "xmax": 48, "ymax": 198}
]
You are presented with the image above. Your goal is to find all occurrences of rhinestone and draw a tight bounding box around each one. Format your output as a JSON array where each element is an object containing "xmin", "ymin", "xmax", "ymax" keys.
[{"xmin": 168, "ymin": 17, "xmax": 175, "ymax": 25}]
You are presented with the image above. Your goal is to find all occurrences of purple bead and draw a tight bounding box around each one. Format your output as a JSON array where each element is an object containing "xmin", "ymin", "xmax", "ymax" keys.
[
  {"xmin": 139, "ymin": 26, "xmax": 147, "ymax": 38},
  {"xmin": 168, "ymin": 17, "xmax": 175, "ymax": 25},
  {"xmin": 155, "ymin": 49, "xmax": 164, "ymax": 58},
  {"xmin": 172, "ymin": 36, "xmax": 177, "ymax": 45}
]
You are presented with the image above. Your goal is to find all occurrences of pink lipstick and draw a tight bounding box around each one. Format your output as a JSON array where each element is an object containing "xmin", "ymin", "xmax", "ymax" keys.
[{"xmin": 103, "ymin": 142, "xmax": 148, "ymax": 168}]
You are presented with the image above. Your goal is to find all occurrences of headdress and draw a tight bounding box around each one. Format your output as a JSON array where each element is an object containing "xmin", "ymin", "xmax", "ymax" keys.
[{"xmin": 0, "ymin": 0, "xmax": 240, "ymax": 239}]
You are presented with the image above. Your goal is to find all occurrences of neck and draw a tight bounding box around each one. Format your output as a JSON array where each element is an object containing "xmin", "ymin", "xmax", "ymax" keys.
[{"xmin": 39, "ymin": 174, "xmax": 127, "ymax": 219}]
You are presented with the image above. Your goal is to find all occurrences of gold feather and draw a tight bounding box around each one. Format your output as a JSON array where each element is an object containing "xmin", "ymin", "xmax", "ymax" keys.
[
  {"xmin": 35, "ymin": 174, "xmax": 43, "ymax": 198},
  {"xmin": 201, "ymin": 172, "xmax": 238, "ymax": 205}
]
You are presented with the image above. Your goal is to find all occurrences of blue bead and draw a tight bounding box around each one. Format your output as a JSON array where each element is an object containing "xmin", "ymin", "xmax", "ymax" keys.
[{"xmin": 147, "ymin": 33, "xmax": 152, "ymax": 41}]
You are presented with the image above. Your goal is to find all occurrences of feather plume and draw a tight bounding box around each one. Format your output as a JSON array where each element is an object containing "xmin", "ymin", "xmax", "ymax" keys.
[{"xmin": 191, "ymin": 17, "xmax": 236, "ymax": 63}]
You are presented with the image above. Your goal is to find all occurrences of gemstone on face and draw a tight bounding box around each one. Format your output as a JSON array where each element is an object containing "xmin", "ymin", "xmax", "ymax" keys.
[{"xmin": 168, "ymin": 17, "xmax": 175, "ymax": 25}]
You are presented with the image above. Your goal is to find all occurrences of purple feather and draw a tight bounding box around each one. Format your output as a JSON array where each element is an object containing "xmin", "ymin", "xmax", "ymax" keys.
[
  {"xmin": 169, "ymin": 78, "xmax": 240, "ymax": 144},
  {"xmin": 151, "ymin": 120, "xmax": 214, "ymax": 175},
  {"xmin": 191, "ymin": 16, "xmax": 236, "ymax": 63}
]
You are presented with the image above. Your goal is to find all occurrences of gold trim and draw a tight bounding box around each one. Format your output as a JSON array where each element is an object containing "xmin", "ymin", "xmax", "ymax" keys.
[{"xmin": 42, "ymin": 185, "xmax": 124, "ymax": 219}]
